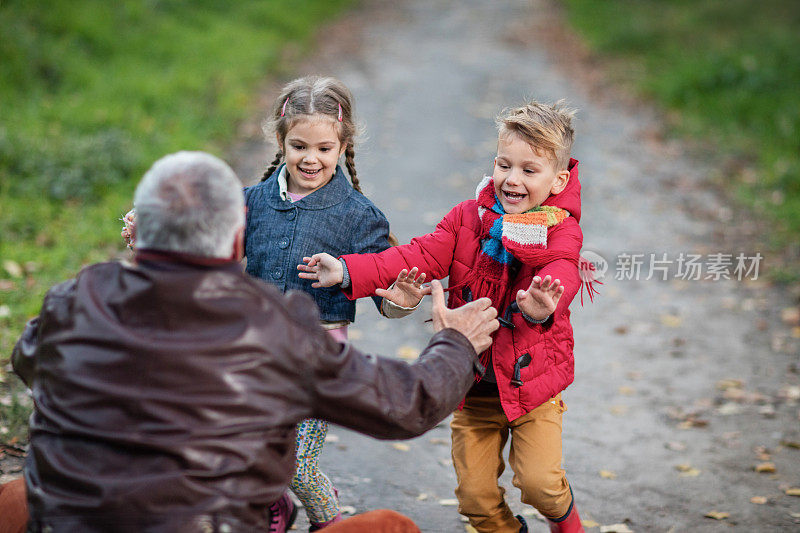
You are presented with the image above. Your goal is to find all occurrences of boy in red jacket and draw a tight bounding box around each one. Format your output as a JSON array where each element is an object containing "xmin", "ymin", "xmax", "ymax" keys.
[{"xmin": 300, "ymin": 101, "xmax": 586, "ymax": 533}]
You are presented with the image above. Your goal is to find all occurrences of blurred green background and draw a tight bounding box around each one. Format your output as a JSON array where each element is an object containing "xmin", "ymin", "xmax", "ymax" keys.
[
  {"xmin": 0, "ymin": 0, "xmax": 353, "ymax": 441},
  {"xmin": 564, "ymin": 0, "xmax": 800, "ymax": 276},
  {"xmin": 2, "ymin": 0, "xmax": 799, "ymax": 441}
]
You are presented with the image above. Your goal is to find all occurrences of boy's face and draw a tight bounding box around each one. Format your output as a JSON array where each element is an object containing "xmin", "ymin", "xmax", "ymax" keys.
[{"xmin": 492, "ymin": 133, "xmax": 570, "ymax": 214}]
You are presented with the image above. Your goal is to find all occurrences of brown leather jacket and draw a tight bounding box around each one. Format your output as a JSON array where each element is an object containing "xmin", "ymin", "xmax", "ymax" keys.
[{"xmin": 12, "ymin": 251, "xmax": 480, "ymax": 532}]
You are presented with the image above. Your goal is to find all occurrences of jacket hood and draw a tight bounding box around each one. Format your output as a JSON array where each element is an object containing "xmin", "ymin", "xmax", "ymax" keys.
[{"xmin": 542, "ymin": 158, "xmax": 581, "ymax": 222}]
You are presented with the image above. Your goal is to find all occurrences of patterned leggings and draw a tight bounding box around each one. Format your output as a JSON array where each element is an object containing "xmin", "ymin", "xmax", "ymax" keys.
[{"xmin": 289, "ymin": 418, "xmax": 340, "ymax": 524}]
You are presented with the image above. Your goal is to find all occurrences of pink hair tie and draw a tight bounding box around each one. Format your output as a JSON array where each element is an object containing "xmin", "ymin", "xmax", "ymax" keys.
[
  {"xmin": 280, "ymin": 97, "xmax": 289, "ymax": 117},
  {"xmin": 337, "ymin": 103, "xmax": 343, "ymax": 122}
]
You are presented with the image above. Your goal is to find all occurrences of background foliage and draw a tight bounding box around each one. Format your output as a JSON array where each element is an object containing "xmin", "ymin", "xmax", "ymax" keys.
[
  {"xmin": 0, "ymin": 0, "xmax": 353, "ymax": 441},
  {"xmin": 564, "ymin": 0, "xmax": 800, "ymax": 278}
]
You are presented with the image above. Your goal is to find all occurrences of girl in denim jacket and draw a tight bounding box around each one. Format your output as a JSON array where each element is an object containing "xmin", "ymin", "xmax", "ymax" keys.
[{"xmin": 243, "ymin": 76, "xmax": 421, "ymax": 531}]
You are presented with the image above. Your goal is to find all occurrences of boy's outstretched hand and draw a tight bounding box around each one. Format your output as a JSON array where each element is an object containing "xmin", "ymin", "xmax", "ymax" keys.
[
  {"xmin": 298, "ymin": 253, "xmax": 343, "ymax": 288},
  {"xmin": 430, "ymin": 280, "xmax": 498, "ymax": 354},
  {"xmin": 375, "ymin": 267, "xmax": 428, "ymax": 308},
  {"xmin": 516, "ymin": 275, "xmax": 564, "ymax": 321}
]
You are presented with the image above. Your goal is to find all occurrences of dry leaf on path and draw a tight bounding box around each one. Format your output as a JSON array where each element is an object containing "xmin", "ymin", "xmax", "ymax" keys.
[
  {"xmin": 416, "ymin": 493, "xmax": 428, "ymax": 501},
  {"xmin": 750, "ymin": 496, "xmax": 768, "ymax": 504},
  {"xmin": 599, "ymin": 470, "xmax": 617, "ymax": 479},
  {"xmin": 429, "ymin": 438, "xmax": 449, "ymax": 445},
  {"xmin": 438, "ymin": 499, "xmax": 459, "ymax": 506},
  {"xmin": 754, "ymin": 462, "xmax": 776, "ymax": 473},
  {"xmin": 341, "ymin": 506, "xmax": 357, "ymax": 515},
  {"xmin": 716, "ymin": 379, "xmax": 744, "ymax": 391},
  {"xmin": 674, "ymin": 463, "xmax": 701, "ymax": 477},
  {"xmin": 599, "ymin": 524, "xmax": 633, "ymax": 533},
  {"xmin": 704, "ymin": 511, "xmax": 729, "ymax": 520},
  {"xmin": 392, "ymin": 443, "xmax": 410, "ymax": 452},
  {"xmin": 581, "ymin": 519, "xmax": 600, "ymax": 528},
  {"xmin": 660, "ymin": 314, "xmax": 682, "ymax": 328},
  {"xmin": 785, "ymin": 487, "xmax": 800, "ymax": 497}
]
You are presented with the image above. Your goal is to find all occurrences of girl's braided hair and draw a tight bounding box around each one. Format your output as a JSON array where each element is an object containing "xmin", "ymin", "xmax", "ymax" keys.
[
  {"xmin": 261, "ymin": 76, "xmax": 360, "ymax": 191},
  {"xmin": 261, "ymin": 76, "xmax": 398, "ymax": 246}
]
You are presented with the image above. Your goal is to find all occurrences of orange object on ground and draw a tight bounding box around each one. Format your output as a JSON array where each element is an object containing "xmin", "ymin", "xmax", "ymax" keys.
[
  {"xmin": 324, "ymin": 510, "xmax": 420, "ymax": 532},
  {"xmin": 0, "ymin": 478, "xmax": 27, "ymax": 533}
]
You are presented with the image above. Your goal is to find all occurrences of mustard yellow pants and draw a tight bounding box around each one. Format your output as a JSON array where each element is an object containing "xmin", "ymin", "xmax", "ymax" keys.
[{"xmin": 451, "ymin": 393, "xmax": 572, "ymax": 533}]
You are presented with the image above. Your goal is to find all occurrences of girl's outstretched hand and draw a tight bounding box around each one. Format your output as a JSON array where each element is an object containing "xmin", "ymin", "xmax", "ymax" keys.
[
  {"xmin": 375, "ymin": 267, "xmax": 429, "ymax": 308},
  {"xmin": 298, "ymin": 253, "xmax": 343, "ymax": 288},
  {"xmin": 516, "ymin": 275, "xmax": 564, "ymax": 321}
]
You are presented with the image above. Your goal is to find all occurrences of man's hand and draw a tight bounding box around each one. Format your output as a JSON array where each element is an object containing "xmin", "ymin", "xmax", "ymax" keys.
[
  {"xmin": 430, "ymin": 280, "xmax": 498, "ymax": 354},
  {"xmin": 298, "ymin": 253, "xmax": 343, "ymax": 288},
  {"xmin": 516, "ymin": 275, "xmax": 564, "ymax": 321},
  {"xmin": 375, "ymin": 267, "xmax": 427, "ymax": 308}
]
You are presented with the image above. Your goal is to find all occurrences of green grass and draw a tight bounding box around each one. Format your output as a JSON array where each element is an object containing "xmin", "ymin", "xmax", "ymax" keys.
[
  {"xmin": 563, "ymin": 0, "xmax": 800, "ymax": 277},
  {"xmin": 0, "ymin": 0, "xmax": 354, "ymax": 442}
]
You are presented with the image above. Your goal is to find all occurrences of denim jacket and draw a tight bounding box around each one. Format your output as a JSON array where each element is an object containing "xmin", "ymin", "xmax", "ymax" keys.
[{"xmin": 243, "ymin": 164, "xmax": 390, "ymax": 322}]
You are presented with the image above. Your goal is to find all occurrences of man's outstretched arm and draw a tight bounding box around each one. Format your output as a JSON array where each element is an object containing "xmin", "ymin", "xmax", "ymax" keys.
[{"xmin": 309, "ymin": 280, "xmax": 498, "ymax": 440}]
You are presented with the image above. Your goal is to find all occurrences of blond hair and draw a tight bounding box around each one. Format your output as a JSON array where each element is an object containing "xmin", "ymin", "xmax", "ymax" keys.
[
  {"xmin": 496, "ymin": 100, "xmax": 576, "ymax": 170},
  {"xmin": 261, "ymin": 76, "xmax": 362, "ymax": 191}
]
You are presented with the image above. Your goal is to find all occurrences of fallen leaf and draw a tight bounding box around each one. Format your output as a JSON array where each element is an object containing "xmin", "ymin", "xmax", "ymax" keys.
[
  {"xmin": 780, "ymin": 439, "xmax": 800, "ymax": 449},
  {"xmin": 429, "ymin": 438, "xmax": 449, "ymax": 445},
  {"xmin": 750, "ymin": 496, "xmax": 768, "ymax": 504},
  {"xmin": 392, "ymin": 443, "xmax": 410, "ymax": 452},
  {"xmin": 521, "ymin": 508, "xmax": 545, "ymax": 522},
  {"xmin": 581, "ymin": 519, "xmax": 600, "ymax": 528},
  {"xmin": 599, "ymin": 524, "xmax": 633, "ymax": 533},
  {"xmin": 704, "ymin": 511, "xmax": 730, "ymax": 520},
  {"xmin": 324, "ymin": 434, "xmax": 339, "ymax": 443},
  {"xmin": 779, "ymin": 385, "xmax": 800, "ymax": 401},
  {"xmin": 465, "ymin": 525, "xmax": 478, "ymax": 533},
  {"xmin": 613, "ymin": 326, "xmax": 628, "ymax": 335},
  {"xmin": 2, "ymin": 260, "xmax": 23, "ymax": 278},
  {"xmin": 717, "ymin": 402, "xmax": 742, "ymax": 415},
  {"xmin": 716, "ymin": 379, "xmax": 744, "ymax": 391},
  {"xmin": 754, "ymin": 462, "xmax": 776, "ymax": 473},
  {"xmin": 675, "ymin": 463, "xmax": 700, "ymax": 477},
  {"xmin": 660, "ymin": 314, "xmax": 682, "ymax": 328},
  {"xmin": 599, "ymin": 470, "xmax": 617, "ymax": 479},
  {"xmin": 438, "ymin": 498, "xmax": 459, "ymax": 506},
  {"xmin": 786, "ymin": 487, "xmax": 800, "ymax": 497},
  {"xmin": 341, "ymin": 505, "xmax": 357, "ymax": 515},
  {"xmin": 396, "ymin": 346, "xmax": 420, "ymax": 360},
  {"xmin": 416, "ymin": 493, "xmax": 428, "ymax": 501},
  {"xmin": 781, "ymin": 307, "xmax": 800, "ymax": 326}
]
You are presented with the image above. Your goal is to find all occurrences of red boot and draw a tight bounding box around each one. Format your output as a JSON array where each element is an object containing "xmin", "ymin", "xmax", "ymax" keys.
[{"xmin": 547, "ymin": 503, "xmax": 584, "ymax": 533}]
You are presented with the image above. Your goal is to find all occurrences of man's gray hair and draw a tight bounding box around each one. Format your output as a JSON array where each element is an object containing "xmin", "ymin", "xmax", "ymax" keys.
[{"xmin": 134, "ymin": 151, "xmax": 245, "ymax": 258}]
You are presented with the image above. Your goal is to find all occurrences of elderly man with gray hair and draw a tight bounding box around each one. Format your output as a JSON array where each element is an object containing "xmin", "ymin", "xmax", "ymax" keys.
[{"xmin": 9, "ymin": 151, "xmax": 498, "ymax": 532}]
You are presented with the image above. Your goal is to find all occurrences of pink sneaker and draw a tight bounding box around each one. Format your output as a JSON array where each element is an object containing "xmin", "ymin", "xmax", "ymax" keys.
[{"xmin": 268, "ymin": 493, "xmax": 298, "ymax": 533}]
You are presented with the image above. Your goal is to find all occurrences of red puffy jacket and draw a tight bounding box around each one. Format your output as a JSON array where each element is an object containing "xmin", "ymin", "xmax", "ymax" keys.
[{"xmin": 343, "ymin": 160, "xmax": 583, "ymax": 421}]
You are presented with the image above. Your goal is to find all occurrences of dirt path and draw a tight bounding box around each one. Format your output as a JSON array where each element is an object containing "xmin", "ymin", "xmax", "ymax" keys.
[{"xmin": 233, "ymin": 0, "xmax": 800, "ymax": 531}]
